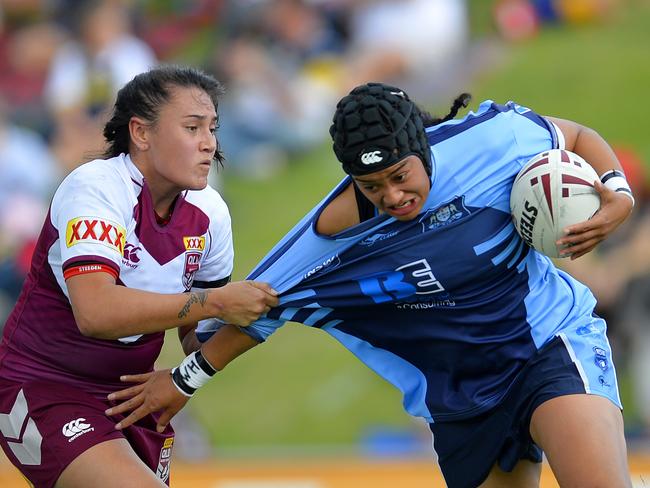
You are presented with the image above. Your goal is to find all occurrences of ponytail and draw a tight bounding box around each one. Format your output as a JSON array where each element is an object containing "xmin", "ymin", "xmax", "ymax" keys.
[{"xmin": 422, "ymin": 93, "xmax": 472, "ymax": 127}]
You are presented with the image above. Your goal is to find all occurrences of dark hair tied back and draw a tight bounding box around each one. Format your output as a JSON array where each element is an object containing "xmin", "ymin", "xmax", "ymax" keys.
[
  {"xmin": 442, "ymin": 93, "xmax": 472, "ymax": 123},
  {"xmin": 102, "ymin": 65, "xmax": 225, "ymax": 167},
  {"xmin": 424, "ymin": 93, "xmax": 472, "ymax": 126}
]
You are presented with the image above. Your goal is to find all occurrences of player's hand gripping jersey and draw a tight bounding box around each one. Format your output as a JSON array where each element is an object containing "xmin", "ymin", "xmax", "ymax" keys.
[
  {"xmin": 198, "ymin": 101, "xmax": 618, "ymax": 422},
  {"xmin": 0, "ymin": 154, "xmax": 233, "ymax": 397}
]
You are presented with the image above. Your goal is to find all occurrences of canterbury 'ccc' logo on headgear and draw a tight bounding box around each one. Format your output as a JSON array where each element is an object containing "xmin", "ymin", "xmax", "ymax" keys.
[
  {"xmin": 329, "ymin": 82, "xmax": 431, "ymax": 176},
  {"xmin": 360, "ymin": 151, "xmax": 383, "ymax": 165}
]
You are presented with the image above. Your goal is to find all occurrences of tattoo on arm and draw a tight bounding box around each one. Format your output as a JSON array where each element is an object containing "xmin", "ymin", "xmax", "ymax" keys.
[{"xmin": 178, "ymin": 291, "xmax": 208, "ymax": 319}]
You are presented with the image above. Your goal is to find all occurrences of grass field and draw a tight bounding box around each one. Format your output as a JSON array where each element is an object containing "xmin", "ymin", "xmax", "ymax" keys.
[{"xmin": 152, "ymin": 1, "xmax": 650, "ymax": 454}]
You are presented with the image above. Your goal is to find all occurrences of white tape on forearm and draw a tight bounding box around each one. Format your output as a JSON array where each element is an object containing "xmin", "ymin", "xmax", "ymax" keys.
[
  {"xmin": 171, "ymin": 350, "xmax": 216, "ymax": 396},
  {"xmin": 600, "ymin": 170, "xmax": 635, "ymax": 206}
]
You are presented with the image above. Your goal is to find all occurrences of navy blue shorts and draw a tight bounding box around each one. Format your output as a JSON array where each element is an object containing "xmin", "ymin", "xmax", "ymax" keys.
[{"xmin": 429, "ymin": 333, "xmax": 621, "ymax": 488}]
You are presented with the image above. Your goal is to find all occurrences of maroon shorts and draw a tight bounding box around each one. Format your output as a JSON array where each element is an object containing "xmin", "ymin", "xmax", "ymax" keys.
[{"xmin": 0, "ymin": 378, "xmax": 175, "ymax": 488}]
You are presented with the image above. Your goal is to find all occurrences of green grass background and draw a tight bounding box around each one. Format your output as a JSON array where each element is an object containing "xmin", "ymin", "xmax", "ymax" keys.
[{"xmin": 159, "ymin": 1, "xmax": 650, "ymax": 453}]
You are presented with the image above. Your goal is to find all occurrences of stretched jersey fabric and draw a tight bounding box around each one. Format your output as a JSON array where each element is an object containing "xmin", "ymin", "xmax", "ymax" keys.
[
  {"xmin": 198, "ymin": 101, "xmax": 605, "ymax": 422},
  {"xmin": 0, "ymin": 154, "xmax": 233, "ymax": 398}
]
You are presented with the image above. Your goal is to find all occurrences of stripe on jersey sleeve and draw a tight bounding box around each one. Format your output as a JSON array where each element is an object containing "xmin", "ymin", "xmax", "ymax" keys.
[
  {"xmin": 192, "ymin": 275, "xmax": 231, "ymax": 289},
  {"xmin": 63, "ymin": 262, "xmax": 118, "ymax": 280},
  {"xmin": 550, "ymin": 121, "xmax": 565, "ymax": 149}
]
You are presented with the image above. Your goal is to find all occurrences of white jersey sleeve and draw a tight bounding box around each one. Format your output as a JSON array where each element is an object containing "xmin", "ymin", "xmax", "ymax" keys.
[{"xmin": 51, "ymin": 161, "xmax": 131, "ymax": 272}]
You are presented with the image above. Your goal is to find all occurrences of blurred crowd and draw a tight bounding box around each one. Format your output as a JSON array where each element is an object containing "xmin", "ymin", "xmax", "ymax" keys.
[
  {"xmin": 492, "ymin": 0, "xmax": 619, "ymax": 41},
  {"xmin": 0, "ymin": 0, "xmax": 647, "ymax": 448},
  {"xmin": 0, "ymin": 0, "xmax": 471, "ymax": 321}
]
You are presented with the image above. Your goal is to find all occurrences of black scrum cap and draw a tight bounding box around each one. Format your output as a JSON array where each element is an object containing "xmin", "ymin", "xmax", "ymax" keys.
[{"xmin": 329, "ymin": 83, "xmax": 431, "ymax": 176}]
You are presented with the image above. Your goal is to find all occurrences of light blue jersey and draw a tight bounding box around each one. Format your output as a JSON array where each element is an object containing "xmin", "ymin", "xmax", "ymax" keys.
[{"xmin": 198, "ymin": 101, "xmax": 619, "ymax": 422}]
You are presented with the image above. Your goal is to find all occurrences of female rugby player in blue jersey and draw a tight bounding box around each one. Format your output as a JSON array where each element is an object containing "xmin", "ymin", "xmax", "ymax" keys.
[{"xmin": 108, "ymin": 83, "xmax": 634, "ymax": 488}]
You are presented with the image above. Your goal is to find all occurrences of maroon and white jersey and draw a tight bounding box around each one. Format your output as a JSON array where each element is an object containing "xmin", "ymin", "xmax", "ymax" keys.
[{"xmin": 0, "ymin": 154, "xmax": 233, "ymax": 397}]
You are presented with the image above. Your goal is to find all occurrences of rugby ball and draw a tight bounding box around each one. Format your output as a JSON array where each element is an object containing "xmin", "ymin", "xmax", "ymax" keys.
[{"xmin": 510, "ymin": 149, "xmax": 600, "ymax": 258}]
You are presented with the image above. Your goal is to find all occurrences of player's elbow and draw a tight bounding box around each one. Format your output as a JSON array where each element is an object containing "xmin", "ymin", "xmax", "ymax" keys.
[{"xmin": 73, "ymin": 309, "xmax": 117, "ymax": 339}]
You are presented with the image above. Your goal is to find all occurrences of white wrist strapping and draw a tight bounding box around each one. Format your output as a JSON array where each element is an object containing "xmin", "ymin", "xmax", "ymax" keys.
[
  {"xmin": 171, "ymin": 349, "xmax": 217, "ymax": 397},
  {"xmin": 600, "ymin": 169, "xmax": 635, "ymax": 206}
]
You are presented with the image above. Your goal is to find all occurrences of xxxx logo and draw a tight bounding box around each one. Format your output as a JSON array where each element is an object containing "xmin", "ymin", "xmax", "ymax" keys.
[
  {"xmin": 183, "ymin": 236, "xmax": 205, "ymax": 251},
  {"xmin": 66, "ymin": 217, "xmax": 125, "ymax": 254}
]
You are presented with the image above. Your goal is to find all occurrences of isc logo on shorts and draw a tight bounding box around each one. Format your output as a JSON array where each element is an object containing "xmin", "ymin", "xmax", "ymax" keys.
[{"xmin": 66, "ymin": 217, "xmax": 126, "ymax": 255}]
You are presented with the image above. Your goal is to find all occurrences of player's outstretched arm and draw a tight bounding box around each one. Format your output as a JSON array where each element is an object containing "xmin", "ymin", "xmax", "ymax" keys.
[
  {"xmin": 66, "ymin": 273, "xmax": 278, "ymax": 339},
  {"xmin": 106, "ymin": 324, "xmax": 259, "ymax": 432},
  {"xmin": 549, "ymin": 117, "xmax": 634, "ymax": 259},
  {"xmin": 178, "ymin": 324, "xmax": 201, "ymax": 355}
]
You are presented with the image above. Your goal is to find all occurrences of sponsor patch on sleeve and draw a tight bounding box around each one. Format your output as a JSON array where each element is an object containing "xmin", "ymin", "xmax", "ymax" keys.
[
  {"xmin": 183, "ymin": 236, "xmax": 205, "ymax": 251},
  {"xmin": 65, "ymin": 217, "xmax": 126, "ymax": 255},
  {"xmin": 63, "ymin": 263, "xmax": 119, "ymax": 280}
]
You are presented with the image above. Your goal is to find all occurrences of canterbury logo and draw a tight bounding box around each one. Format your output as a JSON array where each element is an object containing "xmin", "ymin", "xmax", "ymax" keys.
[
  {"xmin": 62, "ymin": 418, "xmax": 92, "ymax": 437},
  {"xmin": 361, "ymin": 151, "xmax": 383, "ymax": 165}
]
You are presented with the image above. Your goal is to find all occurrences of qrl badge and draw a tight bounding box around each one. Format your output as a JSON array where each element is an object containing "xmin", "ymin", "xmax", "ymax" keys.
[
  {"xmin": 182, "ymin": 236, "xmax": 205, "ymax": 291},
  {"xmin": 183, "ymin": 252, "xmax": 201, "ymax": 291},
  {"xmin": 156, "ymin": 437, "xmax": 174, "ymax": 482}
]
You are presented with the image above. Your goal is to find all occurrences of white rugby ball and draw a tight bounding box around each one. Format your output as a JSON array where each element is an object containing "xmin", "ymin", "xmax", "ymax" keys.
[{"xmin": 510, "ymin": 149, "xmax": 600, "ymax": 258}]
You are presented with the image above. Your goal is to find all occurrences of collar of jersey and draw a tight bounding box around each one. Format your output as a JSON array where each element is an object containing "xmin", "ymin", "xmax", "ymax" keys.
[{"xmin": 123, "ymin": 153, "xmax": 145, "ymax": 187}]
